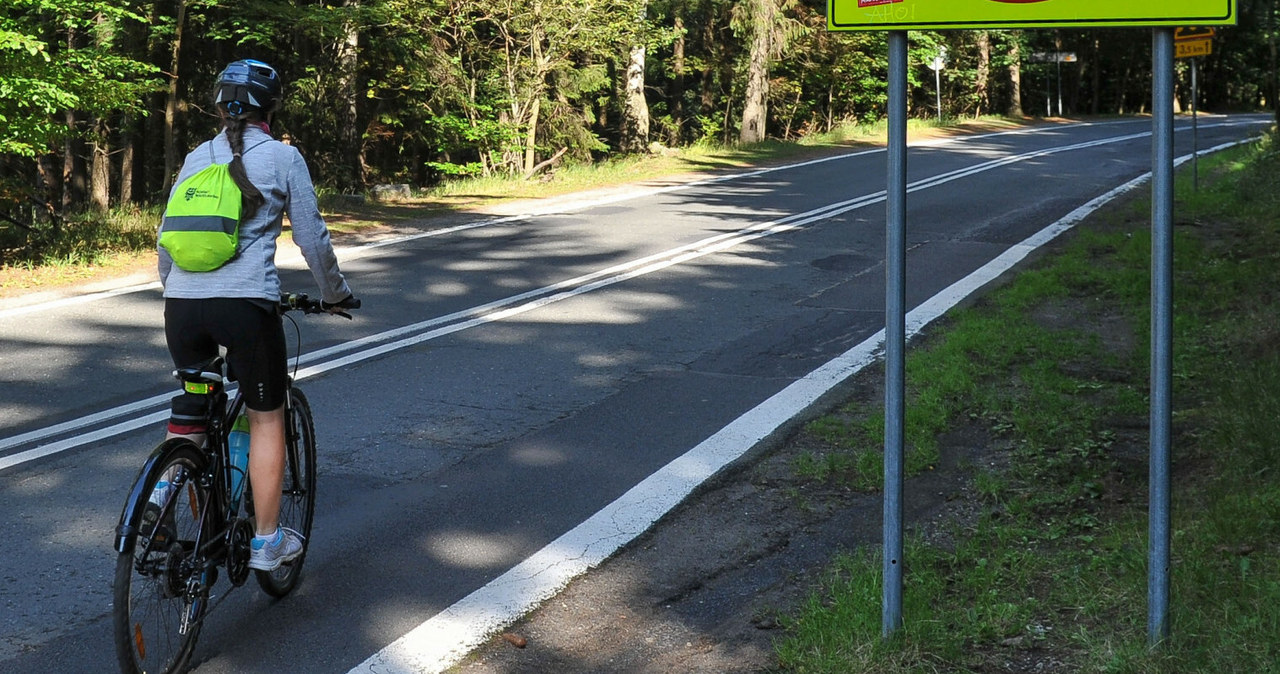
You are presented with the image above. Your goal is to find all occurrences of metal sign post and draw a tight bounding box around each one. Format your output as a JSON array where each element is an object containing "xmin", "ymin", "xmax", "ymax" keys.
[
  {"xmin": 1175, "ymin": 27, "xmax": 1216, "ymax": 191},
  {"xmin": 883, "ymin": 30, "xmax": 908, "ymax": 637},
  {"xmin": 928, "ymin": 48, "xmax": 946, "ymax": 122},
  {"xmin": 1193, "ymin": 58, "xmax": 1199, "ymax": 190},
  {"xmin": 1027, "ymin": 52, "xmax": 1078, "ymax": 117},
  {"xmin": 828, "ymin": 0, "xmax": 1236, "ymax": 644},
  {"xmin": 1057, "ymin": 58, "xmax": 1063, "ymax": 115},
  {"xmin": 1149, "ymin": 27, "xmax": 1175, "ymax": 646}
]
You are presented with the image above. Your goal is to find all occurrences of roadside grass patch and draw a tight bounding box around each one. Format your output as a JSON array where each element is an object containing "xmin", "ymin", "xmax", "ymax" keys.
[
  {"xmin": 777, "ymin": 135, "xmax": 1280, "ymax": 671},
  {"xmin": 0, "ymin": 205, "xmax": 160, "ymax": 293}
]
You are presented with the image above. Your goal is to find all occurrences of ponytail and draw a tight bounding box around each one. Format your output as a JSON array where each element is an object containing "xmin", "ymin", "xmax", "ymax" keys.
[{"xmin": 224, "ymin": 117, "xmax": 266, "ymax": 221}]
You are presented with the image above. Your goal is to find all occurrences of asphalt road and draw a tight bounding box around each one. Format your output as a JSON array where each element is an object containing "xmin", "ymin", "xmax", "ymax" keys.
[{"xmin": 0, "ymin": 114, "xmax": 1270, "ymax": 673}]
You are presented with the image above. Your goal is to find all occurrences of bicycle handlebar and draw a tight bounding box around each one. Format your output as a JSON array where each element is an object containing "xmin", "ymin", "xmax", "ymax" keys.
[{"xmin": 280, "ymin": 293, "xmax": 361, "ymax": 320}]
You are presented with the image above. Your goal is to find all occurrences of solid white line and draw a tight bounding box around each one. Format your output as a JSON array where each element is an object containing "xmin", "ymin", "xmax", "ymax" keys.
[
  {"xmin": 0, "ymin": 281, "xmax": 162, "ymax": 320},
  {"xmin": 347, "ymin": 135, "xmax": 1262, "ymax": 674},
  {"xmin": 2, "ymin": 117, "xmax": 1252, "ymax": 321},
  {"xmin": 0, "ymin": 130, "xmax": 1259, "ymax": 470},
  {"xmin": 0, "ymin": 412, "xmax": 167, "ymax": 472},
  {"xmin": 0, "ymin": 392, "xmax": 174, "ymax": 454}
]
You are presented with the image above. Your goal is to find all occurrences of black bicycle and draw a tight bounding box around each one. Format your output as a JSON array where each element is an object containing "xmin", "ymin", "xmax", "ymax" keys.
[{"xmin": 112, "ymin": 293, "xmax": 357, "ymax": 674}]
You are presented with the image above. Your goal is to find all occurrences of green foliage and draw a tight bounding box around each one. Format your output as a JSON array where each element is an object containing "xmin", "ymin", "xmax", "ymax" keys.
[
  {"xmin": 0, "ymin": 204, "xmax": 159, "ymax": 268},
  {"xmin": 0, "ymin": 0, "xmax": 158, "ymax": 157},
  {"xmin": 2, "ymin": 0, "xmax": 1277, "ymax": 224},
  {"xmin": 776, "ymin": 136, "xmax": 1280, "ymax": 673}
]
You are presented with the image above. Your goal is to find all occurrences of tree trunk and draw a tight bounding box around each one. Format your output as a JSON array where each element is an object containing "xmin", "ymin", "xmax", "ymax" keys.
[
  {"xmin": 62, "ymin": 113, "xmax": 89, "ymax": 215},
  {"xmin": 826, "ymin": 84, "xmax": 834, "ymax": 132},
  {"xmin": 89, "ymin": 11, "xmax": 112, "ymax": 213},
  {"xmin": 524, "ymin": 94, "xmax": 541, "ymax": 174},
  {"xmin": 975, "ymin": 31, "xmax": 991, "ymax": 118},
  {"xmin": 338, "ymin": 0, "xmax": 363, "ymax": 189},
  {"xmin": 739, "ymin": 0, "xmax": 773, "ymax": 144},
  {"xmin": 1007, "ymin": 34, "xmax": 1024, "ymax": 117},
  {"xmin": 90, "ymin": 118, "xmax": 111, "ymax": 212},
  {"xmin": 36, "ymin": 154, "xmax": 61, "ymax": 226},
  {"xmin": 619, "ymin": 44, "xmax": 650, "ymax": 153},
  {"xmin": 671, "ymin": 16, "xmax": 686, "ymax": 145},
  {"xmin": 62, "ymin": 24, "xmax": 89, "ymax": 215},
  {"xmin": 162, "ymin": 0, "xmax": 187, "ymax": 195},
  {"xmin": 119, "ymin": 115, "xmax": 136, "ymax": 205}
]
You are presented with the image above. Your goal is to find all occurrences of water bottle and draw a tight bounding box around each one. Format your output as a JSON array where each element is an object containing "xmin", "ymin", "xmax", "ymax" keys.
[{"xmin": 228, "ymin": 413, "xmax": 250, "ymax": 504}]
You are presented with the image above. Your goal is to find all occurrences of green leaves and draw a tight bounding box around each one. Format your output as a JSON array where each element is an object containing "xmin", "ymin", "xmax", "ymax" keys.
[{"xmin": 0, "ymin": 0, "xmax": 159, "ymax": 157}]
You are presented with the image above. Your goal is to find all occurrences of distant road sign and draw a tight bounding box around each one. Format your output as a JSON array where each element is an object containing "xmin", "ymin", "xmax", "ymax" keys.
[
  {"xmin": 1028, "ymin": 52, "xmax": 1079, "ymax": 63},
  {"xmin": 1175, "ymin": 26, "xmax": 1217, "ymax": 40},
  {"xmin": 828, "ymin": 0, "xmax": 1237, "ymax": 31},
  {"xmin": 1176, "ymin": 40, "xmax": 1213, "ymax": 58}
]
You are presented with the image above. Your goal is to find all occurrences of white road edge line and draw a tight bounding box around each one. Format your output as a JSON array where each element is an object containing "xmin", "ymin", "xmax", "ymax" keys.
[
  {"xmin": 0, "ymin": 116, "xmax": 1242, "ymax": 322},
  {"xmin": 0, "ymin": 130, "xmax": 1261, "ymax": 469},
  {"xmin": 348, "ymin": 136, "xmax": 1257, "ymax": 674},
  {"xmin": 2, "ymin": 124, "xmax": 1209, "ymax": 460}
]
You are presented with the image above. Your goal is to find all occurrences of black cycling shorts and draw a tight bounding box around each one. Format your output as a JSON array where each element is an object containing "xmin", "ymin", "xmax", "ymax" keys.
[{"xmin": 164, "ymin": 298, "xmax": 287, "ymax": 411}]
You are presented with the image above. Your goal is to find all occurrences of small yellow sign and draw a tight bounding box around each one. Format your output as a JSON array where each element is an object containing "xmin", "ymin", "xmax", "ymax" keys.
[
  {"xmin": 829, "ymin": 0, "xmax": 1237, "ymax": 31},
  {"xmin": 1176, "ymin": 40, "xmax": 1213, "ymax": 58},
  {"xmin": 1174, "ymin": 26, "xmax": 1217, "ymax": 40}
]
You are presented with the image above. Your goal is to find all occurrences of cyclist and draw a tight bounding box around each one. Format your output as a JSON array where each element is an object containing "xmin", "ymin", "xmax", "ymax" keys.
[{"xmin": 157, "ymin": 59, "xmax": 358, "ymax": 571}]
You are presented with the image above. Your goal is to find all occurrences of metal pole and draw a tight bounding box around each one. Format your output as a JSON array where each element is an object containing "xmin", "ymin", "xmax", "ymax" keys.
[
  {"xmin": 1046, "ymin": 69, "xmax": 1052, "ymax": 116},
  {"xmin": 1056, "ymin": 58, "xmax": 1063, "ymax": 116},
  {"xmin": 1192, "ymin": 58, "xmax": 1199, "ymax": 191},
  {"xmin": 935, "ymin": 65, "xmax": 943, "ymax": 122},
  {"xmin": 1149, "ymin": 26, "xmax": 1174, "ymax": 648},
  {"xmin": 883, "ymin": 29, "xmax": 908, "ymax": 639}
]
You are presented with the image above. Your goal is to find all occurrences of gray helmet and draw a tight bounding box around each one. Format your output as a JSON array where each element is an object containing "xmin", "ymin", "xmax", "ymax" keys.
[{"xmin": 215, "ymin": 59, "xmax": 283, "ymax": 118}]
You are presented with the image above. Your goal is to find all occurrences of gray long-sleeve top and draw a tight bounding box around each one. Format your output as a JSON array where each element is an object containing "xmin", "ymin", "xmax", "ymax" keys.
[{"xmin": 158, "ymin": 126, "xmax": 351, "ymax": 305}]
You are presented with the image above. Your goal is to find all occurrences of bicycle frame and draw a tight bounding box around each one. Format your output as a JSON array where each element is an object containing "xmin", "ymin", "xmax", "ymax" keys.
[
  {"xmin": 114, "ymin": 292, "xmax": 344, "ymax": 672},
  {"xmin": 114, "ymin": 373, "xmax": 245, "ymax": 559}
]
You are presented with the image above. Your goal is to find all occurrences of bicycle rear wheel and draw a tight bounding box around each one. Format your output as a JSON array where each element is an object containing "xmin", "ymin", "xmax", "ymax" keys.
[
  {"xmin": 114, "ymin": 441, "xmax": 210, "ymax": 674},
  {"xmin": 256, "ymin": 386, "xmax": 317, "ymax": 597}
]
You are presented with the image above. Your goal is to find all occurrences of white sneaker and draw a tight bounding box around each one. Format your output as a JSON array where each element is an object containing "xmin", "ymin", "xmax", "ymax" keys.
[
  {"xmin": 149, "ymin": 465, "xmax": 180, "ymax": 507},
  {"xmin": 248, "ymin": 527, "xmax": 305, "ymax": 571},
  {"xmin": 141, "ymin": 472, "xmax": 178, "ymax": 538},
  {"xmin": 148, "ymin": 479, "xmax": 175, "ymax": 508}
]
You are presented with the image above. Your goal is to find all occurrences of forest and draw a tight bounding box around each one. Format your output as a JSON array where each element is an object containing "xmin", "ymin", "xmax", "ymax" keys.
[{"xmin": 2, "ymin": 0, "xmax": 1278, "ymax": 236}]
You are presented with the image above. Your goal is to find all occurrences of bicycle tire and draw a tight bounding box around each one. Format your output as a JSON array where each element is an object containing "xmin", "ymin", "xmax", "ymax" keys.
[
  {"xmin": 255, "ymin": 386, "xmax": 317, "ymax": 597},
  {"xmin": 113, "ymin": 440, "xmax": 210, "ymax": 674}
]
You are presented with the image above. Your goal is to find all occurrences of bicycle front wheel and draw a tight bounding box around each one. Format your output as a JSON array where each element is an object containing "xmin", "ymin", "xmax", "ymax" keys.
[
  {"xmin": 256, "ymin": 386, "xmax": 317, "ymax": 597},
  {"xmin": 114, "ymin": 440, "xmax": 210, "ymax": 674}
]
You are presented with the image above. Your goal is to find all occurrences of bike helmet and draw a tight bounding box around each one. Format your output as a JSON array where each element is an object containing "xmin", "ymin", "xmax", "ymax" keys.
[{"xmin": 214, "ymin": 59, "xmax": 283, "ymax": 118}]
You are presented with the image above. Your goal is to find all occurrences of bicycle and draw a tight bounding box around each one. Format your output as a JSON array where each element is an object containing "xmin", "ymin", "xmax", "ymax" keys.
[{"xmin": 112, "ymin": 292, "xmax": 358, "ymax": 674}]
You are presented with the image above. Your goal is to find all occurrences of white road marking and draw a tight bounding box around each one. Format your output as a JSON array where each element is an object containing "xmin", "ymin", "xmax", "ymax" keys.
[
  {"xmin": 347, "ymin": 137, "xmax": 1259, "ymax": 674},
  {"xmin": 0, "ymin": 127, "xmax": 1261, "ymax": 471}
]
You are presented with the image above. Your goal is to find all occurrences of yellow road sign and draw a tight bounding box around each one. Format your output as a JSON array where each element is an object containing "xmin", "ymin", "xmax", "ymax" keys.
[
  {"xmin": 829, "ymin": 0, "xmax": 1237, "ymax": 31},
  {"xmin": 1175, "ymin": 26, "xmax": 1217, "ymax": 40},
  {"xmin": 1176, "ymin": 39, "xmax": 1213, "ymax": 58}
]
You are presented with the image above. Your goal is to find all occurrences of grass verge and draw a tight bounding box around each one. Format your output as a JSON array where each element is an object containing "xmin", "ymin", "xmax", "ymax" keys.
[{"xmin": 775, "ymin": 134, "xmax": 1280, "ymax": 672}]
